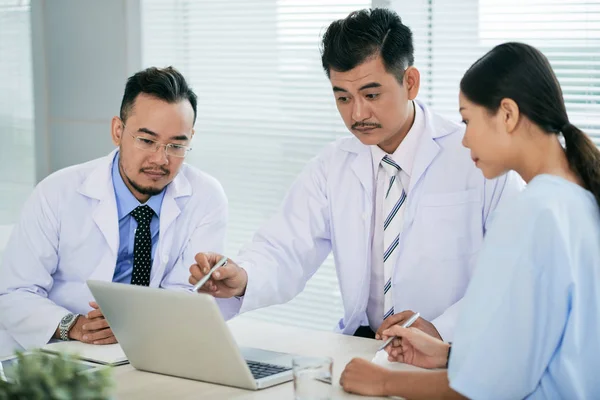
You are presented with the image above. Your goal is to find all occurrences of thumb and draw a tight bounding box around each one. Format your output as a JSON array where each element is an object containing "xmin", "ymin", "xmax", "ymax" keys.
[
  {"xmin": 212, "ymin": 262, "xmax": 239, "ymax": 281},
  {"xmin": 89, "ymin": 301, "xmax": 99, "ymax": 309},
  {"xmin": 383, "ymin": 325, "xmax": 412, "ymax": 340}
]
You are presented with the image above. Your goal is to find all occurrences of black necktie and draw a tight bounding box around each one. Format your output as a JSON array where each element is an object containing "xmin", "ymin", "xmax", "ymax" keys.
[{"xmin": 130, "ymin": 205, "xmax": 154, "ymax": 286}]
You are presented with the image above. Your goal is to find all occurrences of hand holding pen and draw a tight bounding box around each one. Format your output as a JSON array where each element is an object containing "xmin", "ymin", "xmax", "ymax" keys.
[
  {"xmin": 379, "ymin": 313, "xmax": 451, "ymax": 369},
  {"xmin": 377, "ymin": 312, "xmax": 420, "ymax": 351},
  {"xmin": 189, "ymin": 252, "xmax": 248, "ymax": 297}
]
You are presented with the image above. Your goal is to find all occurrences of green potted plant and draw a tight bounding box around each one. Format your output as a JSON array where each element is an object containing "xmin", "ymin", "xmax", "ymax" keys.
[{"xmin": 0, "ymin": 350, "xmax": 113, "ymax": 400}]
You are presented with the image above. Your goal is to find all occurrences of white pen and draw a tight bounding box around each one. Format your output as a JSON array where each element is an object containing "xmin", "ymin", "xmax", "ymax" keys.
[
  {"xmin": 377, "ymin": 312, "xmax": 420, "ymax": 352},
  {"xmin": 192, "ymin": 256, "xmax": 228, "ymax": 292}
]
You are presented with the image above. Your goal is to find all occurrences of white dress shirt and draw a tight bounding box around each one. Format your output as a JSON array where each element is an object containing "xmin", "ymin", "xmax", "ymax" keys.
[{"xmin": 367, "ymin": 101, "xmax": 425, "ymax": 332}]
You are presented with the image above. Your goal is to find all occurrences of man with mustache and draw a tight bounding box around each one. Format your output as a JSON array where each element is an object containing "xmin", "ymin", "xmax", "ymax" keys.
[
  {"xmin": 190, "ymin": 9, "xmax": 525, "ymax": 342},
  {"xmin": 0, "ymin": 67, "xmax": 236, "ymax": 356}
]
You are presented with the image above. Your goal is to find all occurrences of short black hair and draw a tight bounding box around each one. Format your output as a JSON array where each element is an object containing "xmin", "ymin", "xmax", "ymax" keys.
[
  {"xmin": 119, "ymin": 66, "xmax": 198, "ymax": 124},
  {"xmin": 320, "ymin": 8, "xmax": 414, "ymax": 84}
]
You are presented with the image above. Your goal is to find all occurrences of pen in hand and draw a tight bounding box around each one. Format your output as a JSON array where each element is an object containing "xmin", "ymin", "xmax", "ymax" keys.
[
  {"xmin": 192, "ymin": 256, "xmax": 228, "ymax": 292},
  {"xmin": 377, "ymin": 312, "xmax": 420, "ymax": 352}
]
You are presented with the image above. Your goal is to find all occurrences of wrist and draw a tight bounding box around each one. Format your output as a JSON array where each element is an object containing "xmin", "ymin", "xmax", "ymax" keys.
[
  {"xmin": 439, "ymin": 342, "xmax": 451, "ymax": 369},
  {"xmin": 67, "ymin": 315, "xmax": 84, "ymax": 340},
  {"xmin": 58, "ymin": 313, "xmax": 80, "ymax": 341},
  {"xmin": 235, "ymin": 267, "xmax": 248, "ymax": 297},
  {"xmin": 431, "ymin": 342, "xmax": 451, "ymax": 368},
  {"xmin": 382, "ymin": 369, "xmax": 398, "ymax": 396}
]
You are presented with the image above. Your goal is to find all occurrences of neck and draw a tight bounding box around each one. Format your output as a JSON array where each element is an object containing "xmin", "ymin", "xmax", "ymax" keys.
[
  {"xmin": 379, "ymin": 100, "xmax": 416, "ymax": 154},
  {"xmin": 513, "ymin": 127, "xmax": 581, "ymax": 186}
]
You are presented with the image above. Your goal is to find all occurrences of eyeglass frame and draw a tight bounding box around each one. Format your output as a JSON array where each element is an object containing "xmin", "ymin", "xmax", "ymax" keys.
[{"xmin": 119, "ymin": 120, "xmax": 193, "ymax": 158}]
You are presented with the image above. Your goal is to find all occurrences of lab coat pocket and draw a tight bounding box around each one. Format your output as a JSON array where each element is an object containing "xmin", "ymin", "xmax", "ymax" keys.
[{"xmin": 417, "ymin": 189, "xmax": 481, "ymax": 258}]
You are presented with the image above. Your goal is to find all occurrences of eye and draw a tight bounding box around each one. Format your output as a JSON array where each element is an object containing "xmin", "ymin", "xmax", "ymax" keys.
[
  {"xmin": 366, "ymin": 93, "xmax": 380, "ymax": 100},
  {"xmin": 139, "ymin": 138, "xmax": 155, "ymax": 145},
  {"xmin": 337, "ymin": 96, "xmax": 349, "ymax": 103}
]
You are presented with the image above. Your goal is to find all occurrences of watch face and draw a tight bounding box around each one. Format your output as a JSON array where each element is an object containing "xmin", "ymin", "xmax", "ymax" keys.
[{"xmin": 62, "ymin": 314, "xmax": 75, "ymax": 325}]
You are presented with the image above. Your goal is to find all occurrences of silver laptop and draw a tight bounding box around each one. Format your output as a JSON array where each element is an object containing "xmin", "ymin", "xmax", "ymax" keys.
[{"xmin": 87, "ymin": 280, "xmax": 294, "ymax": 390}]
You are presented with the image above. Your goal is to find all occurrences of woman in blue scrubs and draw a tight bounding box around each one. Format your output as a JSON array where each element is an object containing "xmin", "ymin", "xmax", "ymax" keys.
[{"xmin": 339, "ymin": 42, "xmax": 600, "ymax": 399}]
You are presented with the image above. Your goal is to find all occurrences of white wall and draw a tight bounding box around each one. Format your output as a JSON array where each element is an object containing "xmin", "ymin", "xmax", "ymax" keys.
[{"xmin": 31, "ymin": 0, "xmax": 142, "ymax": 180}]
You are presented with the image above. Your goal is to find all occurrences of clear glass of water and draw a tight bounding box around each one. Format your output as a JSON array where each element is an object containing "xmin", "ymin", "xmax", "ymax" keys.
[{"xmin": 292, "ymin": 356, "xmax": 333, "ymax": 400}]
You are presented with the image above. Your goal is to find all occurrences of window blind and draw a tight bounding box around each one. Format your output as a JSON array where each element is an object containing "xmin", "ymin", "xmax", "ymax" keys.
[
  {"xmin": 0, "ymin": 0, "xmax": 35, "ymax": 226},
  {"xmin": 388, "ymin": 0, "xmax": 600, "ymax": 144},
  {"xmin": 141, "ymin": 0, "xmax": 369, "ymax": 330},
  {"xmin": 142, "ymin": 0, "xmax": 600, "ymax": 331}
]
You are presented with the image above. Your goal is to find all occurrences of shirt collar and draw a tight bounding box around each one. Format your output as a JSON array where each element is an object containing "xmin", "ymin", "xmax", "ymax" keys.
[
  {"xmin": 111, "ymin": 151, "xmax": 165, "ymax": 221},
  {"xmin": 370, "ymin": 100, "xmax": 425, "ymax": 177}
]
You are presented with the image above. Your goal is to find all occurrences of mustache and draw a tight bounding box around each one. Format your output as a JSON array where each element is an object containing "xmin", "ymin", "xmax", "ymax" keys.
[
  {"xmin": 140, "ymin": 166, "xmax": 169, "ymax": 175},
  {"xmin": 352, "ymin": 122, "xmax": 382, "ymax": 129}
]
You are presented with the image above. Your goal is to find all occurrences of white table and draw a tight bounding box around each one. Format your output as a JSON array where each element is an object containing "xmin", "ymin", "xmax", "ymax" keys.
[{"xmin": 112, "ymin": 316, "xmax": 419, "ymax": 399}]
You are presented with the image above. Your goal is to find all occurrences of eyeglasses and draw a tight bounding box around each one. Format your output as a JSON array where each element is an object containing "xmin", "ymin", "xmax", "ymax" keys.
[{"xmin": 121, "ymin": 122, "xmax": 192, "ymax": 158}]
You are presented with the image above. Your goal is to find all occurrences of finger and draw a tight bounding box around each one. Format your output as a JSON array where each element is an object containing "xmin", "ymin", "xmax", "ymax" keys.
[
  {"xmin": 342, "ymin": 379, "xmax": 356, "ymax": 394},
  {"xmin": 194, "ymin": 253, "xmax": 210, "ymax": 274},
  {"xmin": 375, "ymin": 311, "xmax": 411, "ymax": 338},
  {"xmin": 383, "ymin": 325, "xmax": 412, "ymax": 339},
  {"xmin": 89, "ymin": 301, "xmax": 100, "ymax": 309},
  {"xmin": 82, "ymin": 328, "xmax": 115, "ymax": 343},
  {"xmin": 194, "ymin": 252, "xmax": 223, "ymax": 274},
  {"xmin": 189, "ymin": 263, "xmax": 205, "ymax": 283},
  {"xmin": 93, "ymin": 335, "xmax": 118, "ymax": 345},
  {"xmin": 385, "ymin": 344, "xmax": 393, "ymax": 355},
  {"xmin": 82, "ymin": 319, "xmax": 110, "ymax": 332},
  {"xmin": 87, "ymin": 308, "xmax": 104, "ymax": 320},
  {"xmin": 211, "ymin": 263, "xmax": 238, "ymax": 281}
]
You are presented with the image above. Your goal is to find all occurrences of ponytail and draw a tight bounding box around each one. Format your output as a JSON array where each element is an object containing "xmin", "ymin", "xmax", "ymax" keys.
[
  {"xmin": 562, "ymin": 122, "xmax": 600, "ymax": 208},
  {"xmin": 458, "ymin": 42, "xmax": 600, "ymax": 206}
]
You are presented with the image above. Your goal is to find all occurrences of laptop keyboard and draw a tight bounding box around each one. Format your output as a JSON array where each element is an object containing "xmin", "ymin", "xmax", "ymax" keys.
[{"xmin": 246, "ymin": 360, "xmax": 292, "ymax": 380}]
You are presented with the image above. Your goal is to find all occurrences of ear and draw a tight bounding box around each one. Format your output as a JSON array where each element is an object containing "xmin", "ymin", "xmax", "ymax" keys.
[
  {"xmin": 499, "ymin": 98, "xmax": 520, "ymax": 134},
  {"xmin": 190, "ymin": 128, "xmax": 195, "ymax": 140},
  {"xmin": 111, "ymin": 116, "xmax": 123, "ymax": 146},
  {"xmin": 404, "ymin": 66, "xmax": 421, "ymax": 101}
]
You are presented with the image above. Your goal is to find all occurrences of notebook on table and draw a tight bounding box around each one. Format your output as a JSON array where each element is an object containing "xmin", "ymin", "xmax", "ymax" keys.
[{"xmin": 42, "ymin": 341, "xmax": 129, "ymax": 366}]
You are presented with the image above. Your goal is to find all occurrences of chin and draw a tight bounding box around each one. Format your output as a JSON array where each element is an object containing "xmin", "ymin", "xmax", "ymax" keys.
[
  {"xmin": 132, "ymin": 178, "xmax": 170, "ymax": 197},
  {"xmin": 353, "ymin": 134, "xmax": 384, "ymax": 147},
  {"xmin": 480, "ymin": 166, "xmax": 508, "ymax": 180}
]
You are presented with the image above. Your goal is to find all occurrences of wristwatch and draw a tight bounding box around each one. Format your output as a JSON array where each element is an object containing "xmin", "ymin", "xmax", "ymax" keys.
[
  {"xmin": 59, "ymin": 313, "xmax": 79, "ymax": 341},
  {"xmin": 445, "ymin": 342, "xmax": 452, "ymax": 368}
]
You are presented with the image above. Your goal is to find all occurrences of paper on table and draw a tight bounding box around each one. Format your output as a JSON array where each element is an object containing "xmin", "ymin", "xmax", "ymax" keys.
[
  {"xmin": 42, "ymin": 341, "xmax": 128, "ymax": 366},
  {"xmin": 371, "ymin": 349, "xmax": 424, "ymax": 372}
]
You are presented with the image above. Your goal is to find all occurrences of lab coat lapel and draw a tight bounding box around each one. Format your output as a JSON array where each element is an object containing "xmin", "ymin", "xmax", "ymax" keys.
[
  {"xmin": 78, "ymin": 150, "xmax": 120, "ymax": 281},
  {"xmin": 341, "ymin": 140, "xmax": 374, "ymax": 331},
  {"xmin": 149, "ymin": 170, "xmax": 192, "ymax": 286}
]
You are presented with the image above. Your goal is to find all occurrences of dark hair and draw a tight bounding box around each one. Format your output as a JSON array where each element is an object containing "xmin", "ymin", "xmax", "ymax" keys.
[
  {"xmin": 461, "ymin": 42, "xmax": 600, "ymax": 207},
  {"xmin": 320, "ymin": 8, "xmax": 414, "ymax": 84},
  {"xmin": 120, "ymin": 66, "xmax": 197, "ymax": 124}
]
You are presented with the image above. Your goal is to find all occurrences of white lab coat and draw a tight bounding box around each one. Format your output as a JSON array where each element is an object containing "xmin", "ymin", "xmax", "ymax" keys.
[
  {"xmin": 0, "ymin": 150, "xmax": 239, "ymax": 356},
  {"xmin": 236, "ymin": 101, "xmax": 524, "ymax": 340}
]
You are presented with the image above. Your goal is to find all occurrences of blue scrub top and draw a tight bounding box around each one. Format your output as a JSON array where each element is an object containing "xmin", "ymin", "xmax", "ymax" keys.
[{"xmin": 449, "ymin": 174, "xmax": 600, "ymax": 399}]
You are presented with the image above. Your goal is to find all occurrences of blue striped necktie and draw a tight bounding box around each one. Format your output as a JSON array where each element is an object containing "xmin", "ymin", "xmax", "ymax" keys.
[{"xmin": 381, "ymin": 155, "xmax": 406, "ymax": 320}]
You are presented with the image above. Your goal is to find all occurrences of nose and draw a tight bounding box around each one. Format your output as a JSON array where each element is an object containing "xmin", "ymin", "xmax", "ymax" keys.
[
  {"xmin": 352, "ymin": 97, "xmax": 371, "ymax": 123},
  {"xmin": 148, "ymin": 145, "xmax": 169, "ymax": 165},
  {"xmin": 461, "ymin": 129, "xmax": 469, "ymax": 149}
]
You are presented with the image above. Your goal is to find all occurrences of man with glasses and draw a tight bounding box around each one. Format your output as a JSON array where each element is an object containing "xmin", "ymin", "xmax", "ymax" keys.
[{"xmin": 0, "ymin": 67, "xmax": 236, "ymax": 356}]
